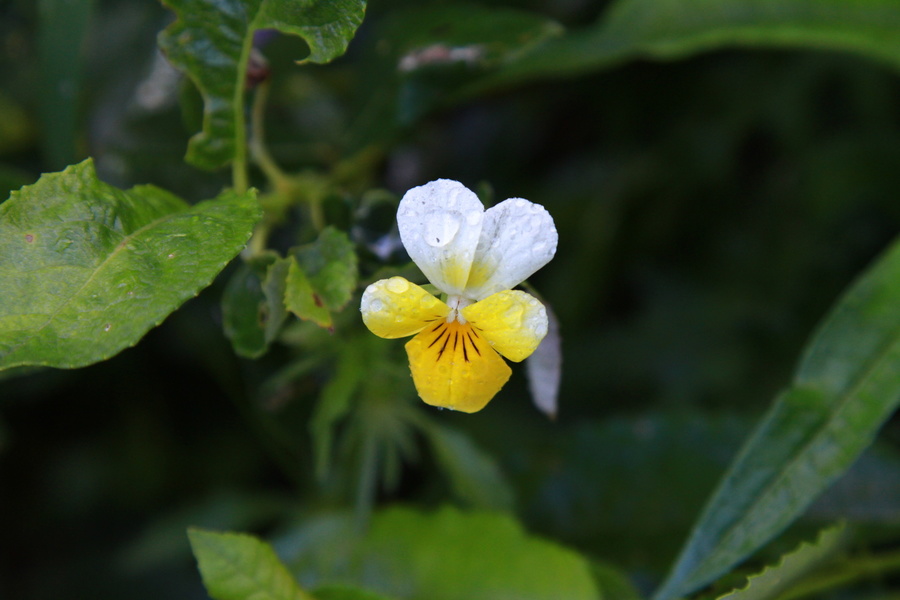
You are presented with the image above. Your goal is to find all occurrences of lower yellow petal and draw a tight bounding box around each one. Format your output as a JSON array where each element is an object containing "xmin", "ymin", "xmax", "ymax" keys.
[
  {"xmin": 460, "ymin": 290, "xmax": 547, "ymax": 362},
  {"xmin": 361, "ymin": 277, "xmax": 450, "ymax": 339},
  {"xmin": 405, "ymin": 320, "xmax": 511, "ymax": 413}
]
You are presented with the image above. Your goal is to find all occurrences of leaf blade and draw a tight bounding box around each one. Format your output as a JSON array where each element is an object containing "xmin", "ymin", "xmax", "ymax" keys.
[
  {"xmin": 158, "ymin": 0, "xmax": 366, "ymax": 169},
  {"xmin": 0, "ymin": 160, "xmax": 261, "ymax": 370},
  {"xmin": 654, "ymin": 236, "xmax": 900, "ymax": 600},
  {"xmin": 188, "ymin": 528, "xmax": 314, "ymax": 600}
]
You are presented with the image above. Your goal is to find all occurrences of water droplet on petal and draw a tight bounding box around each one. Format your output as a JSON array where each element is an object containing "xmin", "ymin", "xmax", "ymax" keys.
[
  {"xmin": 504, "ymin": 304, "xmax": 524, "ymax": 325},
  {"xmin": 386, "ymin": 277, "xmax": 409, "ymax": 293},
  {"xmin": 532, "ymin": 242, "xmax": 546, "ymax": 255},
  {"xmin": 514, "ymin": 198, "xmax": 528, "ymax": 208},
  {"xmin": 369, "ymin": 298, "xmax": 385, "ymax": 312},
  {"xmin": 466, "ymin": 210, "xmax": 483, "ymax": 226},
  {"xmin": 424, "ymin": 213, "xmax": 461, "ymax": 247}
]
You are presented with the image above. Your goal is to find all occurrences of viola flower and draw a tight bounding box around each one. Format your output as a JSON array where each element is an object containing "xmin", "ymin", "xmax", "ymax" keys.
[{"xmin": 360, "ymin": 180, "xmax": 558, "ymax": 413}]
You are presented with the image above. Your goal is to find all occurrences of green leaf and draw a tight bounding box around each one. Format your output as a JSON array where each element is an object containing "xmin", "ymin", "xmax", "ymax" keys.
[
  {"xmin": 286, "ymin": 506, "xmax": 599, "ymax": 600},
  {"xmin": 715, "ymin": 524, "xmax": 846, "ymax": 600},
  {"xmin": 222, "ymin": 253, "xmax": 290, "ymax": 358},
  {"xmin": 311, "ymin": 341, "xmax": 365, "ymax": 479},
  {"xmin": 188, "ymin": 528, "xmax": 314, "ymax": 600},
  {"xmin": 158, "ymin": 0, "xmax": 366, "ymax": 169},
  {"xmin": 655, "ymin": 235, "xmax": 900, "ymax": 600},
  {"xmin": 292, "ymin": 227, "xmax": 358, "ymax": 312},
  {"xmin": 285, "ymin": 227, "xmax": 358, "ymax": 329},
  {"xmin": 472, "ymin": 0, "xmax": 900, "ymax": 94},
  {"xmin": 0, "ymin": 159, "xmax": 261, "ymax": 370},
  {"xmin": 349, "ymin": 3, "xmax": 562, "ymax": 145},
  {"xmin": 421, "ymin": 421, "xmax": 515, "ymax": 511},
  {"xmin": 285, "ymin": 260, "xmax": 333, "ymax": 328},
  {"xmin": 312, "ymin": 585, "xmax": 397, "ymax": 600}
]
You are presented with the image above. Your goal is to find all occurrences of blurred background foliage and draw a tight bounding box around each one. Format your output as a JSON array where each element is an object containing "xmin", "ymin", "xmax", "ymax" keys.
[{"xmin": 2, "ymin": 0, "xmax": 900, "ymax": 598}]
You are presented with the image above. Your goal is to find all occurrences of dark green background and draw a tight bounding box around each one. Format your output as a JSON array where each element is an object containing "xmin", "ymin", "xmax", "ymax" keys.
[{"xmin": 2, "ymin": 0, "xmax": 900, "ymax": 598}]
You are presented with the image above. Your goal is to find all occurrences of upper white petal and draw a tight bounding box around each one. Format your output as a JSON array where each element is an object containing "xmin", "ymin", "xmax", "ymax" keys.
[
  {"xmin": 463, "ymin": 197, "xmax": 558, "ymax": 300},
  {"xmin": 397, "ymin": 179, "xmax": 485, "ymax": 295}
]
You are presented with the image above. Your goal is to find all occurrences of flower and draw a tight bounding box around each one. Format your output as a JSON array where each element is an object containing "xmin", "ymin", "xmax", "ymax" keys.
[{"xmin": 360, "ymin": 180, "xmax": 558, "ymax": 413}]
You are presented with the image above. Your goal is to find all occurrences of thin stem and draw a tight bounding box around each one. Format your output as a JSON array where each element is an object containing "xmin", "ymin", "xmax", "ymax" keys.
[
  {"xmin": 232, "ymin": 32, "xmax": 254, "ymax": 194},
  {"xmin": 250, "ymin": 78, "xmax": 290, "ymax": 189}
]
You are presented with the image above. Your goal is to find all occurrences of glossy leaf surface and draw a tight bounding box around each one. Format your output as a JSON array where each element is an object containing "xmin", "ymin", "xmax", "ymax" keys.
[{"xmin": 0, "ymin": 160, "xmax": 260, "ymax": 370}]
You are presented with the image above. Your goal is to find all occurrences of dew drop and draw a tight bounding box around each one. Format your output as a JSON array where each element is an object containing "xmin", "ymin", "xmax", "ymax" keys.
[
  {"xmin": 368, "ymin": 298, "xmax": 385, "ymax": 312},
  {"xmin": 386, "ymin": 277, "xmax": 409, "ymax": 293},
  {"xmin": 532, "ymin": 242, "xmax": 547, "ymax": 255},
  {"xmin": 424, "ymin": 213, "xmax": 460, "ymax": 247},
  {"xmin": 466, "ymin": 210, "xmax": 483, "ymax": 226},
  {"xmin": 103, "ymin": 323, "xmax": 112, "ymax": 332},
  {"xmin": 514, "ymin": 198, "xmax": 528, "ymax": 208},
  {"xmin": 504, "ymin": 305, "xmax": 524, "ymax": 325}
]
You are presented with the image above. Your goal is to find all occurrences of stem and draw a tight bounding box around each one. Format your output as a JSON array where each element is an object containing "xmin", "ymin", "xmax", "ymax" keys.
[
  {"xmin": 232, "ymin": 31, "xmax": 254, "ymax": 194},
  {"xmin": 250, "ymin": 79, "xmax": 290, "ymax": 190}
]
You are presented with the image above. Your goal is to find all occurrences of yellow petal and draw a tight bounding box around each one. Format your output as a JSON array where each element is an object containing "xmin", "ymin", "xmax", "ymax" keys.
[
  {"xmin": 461, "ymin": 290, "xmax": 547, "ymax": 362},
  {"xmin": 405, "ymin": 320, "xmax": 511, "ymax": 413},
  {"xmin": 360, "ymin": 277, "xmax": 450, "ymax": 339}
]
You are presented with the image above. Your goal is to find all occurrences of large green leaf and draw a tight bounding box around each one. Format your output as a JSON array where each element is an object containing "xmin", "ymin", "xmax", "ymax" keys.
[
  {"xmin": 0, "ymin": 160, "xmax": 261, "ymax": 370},
  {"xmin": 189, "ymin": 528, "xmax": 314, "ymax": 600},
  {"xmin": 282, "ymin": 506, "xmax": 599, "ymax": 600},
  {"xmin": 471, "ymin": 0, "xmax": 900, "ymax": 93},
  {"xmin": 158, "ymin": 0, "xmax": 366, "ymax": 169},
  {"xmin": 655, "ymin": 234, "xmax": 900, "ymax": 600}
]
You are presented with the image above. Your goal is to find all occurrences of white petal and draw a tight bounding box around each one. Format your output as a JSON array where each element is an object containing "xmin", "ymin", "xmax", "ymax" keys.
[
  {"xmin": 397, "ymin": 180, "xmax": 485, "ymax": 295},
  {"xmin": 463, "ymin": 197, "xmax": 558, "ymax": 300}
]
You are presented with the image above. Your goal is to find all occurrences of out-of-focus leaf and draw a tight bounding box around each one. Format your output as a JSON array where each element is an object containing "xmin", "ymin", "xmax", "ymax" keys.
[
  {"xmin": 285, "ymin": 227, "xmax": 358, "ymax": 329},
  {"xmin": 188, "ymin": 528, "xmax": 314, "ymax": 600},
  {"xmin": 527, "ymin": 303, "xmax": 561, "ymax": 418},
  {"xmin": 158, "ymin": 0, "xmax": 366, "ymax": 169},
  {"xmin": 654, "ymin": 235, "xmax": 900, "ymax": 600},
  {"xmin": 808, "ymin": 445, "xmax": 900, "ymax": 522},
  {"xmin": 0, "ymin": 159, "xmax": 260, "ymax": 370},
  {"xmin": 515, "ymin": 413, "xmax": 749, "ymax": 569},
  {"xmin": 311, "ymin": 341, "xmax": 365, "ymax": 479},
  {"xmin": 38, "ymin": 0, "xmax": 94, "ymax": 169},
  {"xmin": 715, "ymin": 524, "xmax": 846, "ymax": 600},
  {"xmin": 284, "ymin": 506, "xmax": 599, "ymax": 600},
  {"xmin": 222, "ymin": 253, "xmax": 290, "ymax": 358},
  {"xmin": 349, "ymin": 3, "xmax": 562, "ymax": 145},
  {"xmin": 471, "ymin": 0, "xmax": 900, "ymax": 95},
  {"xmin": 420, "ymin": 421, "xmax": 515, "ymax": 511},
  {"xmin": 312, "ymin": 585, "xmax": 396, "ymax": 600},
  {"xmin": 591, "ymin": 560, "xmax": 644, "ymax": 600}
]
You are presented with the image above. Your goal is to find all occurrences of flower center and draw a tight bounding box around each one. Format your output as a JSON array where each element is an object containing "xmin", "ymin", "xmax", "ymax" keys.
[{"xmin": 446, "ymin": 294, "xmax": 473, "ymax": 324}]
